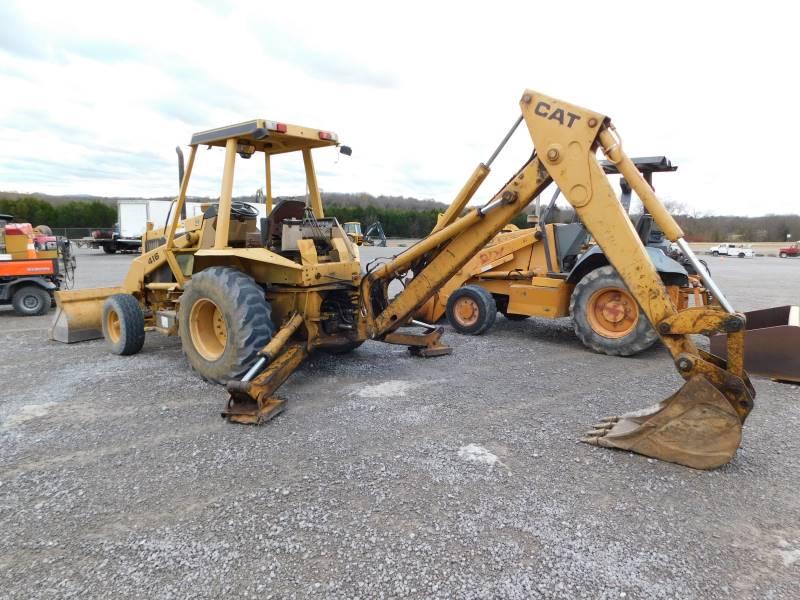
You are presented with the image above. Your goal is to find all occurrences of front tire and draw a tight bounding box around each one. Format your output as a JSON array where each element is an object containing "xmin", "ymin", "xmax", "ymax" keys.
[
  {"xmin": 570, "ymin": 266, "xmax": 658, "ymax": 357},
  {"xmin": 12, "ymin": 285, "xmax": 51, "ymax": 316},
  {"xmin": 780, "ymin": 252, "xmax": 788, "ymax": 258},
  {"xmin": 178, "ymin": 267, "xmax": 275, "ymax": 383},
  {"xmin": 102, "ymin": 294, "xmax": 145, "ymax": 355},
  {"xmin": 446, "ymin": 285, "xmax": 497, "ymax": 335},
  {"xmin": 711, "ymin": 251, "xmax": 719, "ymax": 256}
]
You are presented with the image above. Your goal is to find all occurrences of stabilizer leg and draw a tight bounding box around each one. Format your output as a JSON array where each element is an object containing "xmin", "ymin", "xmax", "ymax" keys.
[
  {"xmin": 223, "ymin": 343, "xmax": 308, "ymax": 425},
  {"xmin": 381, "ymin": 324, "xmax": 452, "ymax": 357}
]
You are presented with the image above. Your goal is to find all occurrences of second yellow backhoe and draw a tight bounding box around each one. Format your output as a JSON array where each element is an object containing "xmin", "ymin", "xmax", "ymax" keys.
[
  {"xmin": 416, "ymin": 156, "xmax": 711, "ymax": 357},
  {"xmin": 51, "ymin": 89, "xmax": 755, "ymax": 470}
]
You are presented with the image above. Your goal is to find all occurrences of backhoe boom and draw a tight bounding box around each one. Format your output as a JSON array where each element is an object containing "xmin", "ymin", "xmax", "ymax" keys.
[{"xmin": 367, "ymin": 89, "xmax": 754, "ymax": 469}]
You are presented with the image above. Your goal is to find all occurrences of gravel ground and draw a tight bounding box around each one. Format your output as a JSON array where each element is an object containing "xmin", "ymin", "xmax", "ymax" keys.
[{"xmin": 1, "ymin": 249, "xmax": 799, "ymax": 599}]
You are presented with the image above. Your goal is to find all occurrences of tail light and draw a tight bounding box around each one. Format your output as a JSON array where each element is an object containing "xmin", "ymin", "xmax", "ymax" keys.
[
  {"xmin": 319, "ymin": 131, "xmax": 338, "ymax": 142},
  {"xmin": 265, "ymin": 121, "xmax": 288, "ymax": 133}
]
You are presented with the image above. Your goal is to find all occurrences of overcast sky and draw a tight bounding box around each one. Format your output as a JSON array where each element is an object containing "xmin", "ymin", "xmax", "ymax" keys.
[{"xmin": 0, "ymin": 0, "xmax": 797, "ymax": 216}]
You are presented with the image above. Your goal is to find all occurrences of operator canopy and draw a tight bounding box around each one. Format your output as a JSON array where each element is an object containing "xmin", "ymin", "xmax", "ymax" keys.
[{"xmin": 190, "ymin": 120, "xmax": 342, "ymax": 156}]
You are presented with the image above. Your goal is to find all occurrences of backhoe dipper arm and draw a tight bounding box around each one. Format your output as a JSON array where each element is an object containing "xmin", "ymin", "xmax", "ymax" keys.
[
  {"xmin": 367, "ymin": 89, "xmax": 754, "ymax": 469},
  {"xmin": 519, "ymin": 91, "xmax": 751, "ymax": 392}
]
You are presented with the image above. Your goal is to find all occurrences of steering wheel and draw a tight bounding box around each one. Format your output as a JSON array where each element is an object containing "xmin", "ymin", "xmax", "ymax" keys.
[{"xmin": 231, "ymin": 201, "xmax": 260, "ymax": 219}]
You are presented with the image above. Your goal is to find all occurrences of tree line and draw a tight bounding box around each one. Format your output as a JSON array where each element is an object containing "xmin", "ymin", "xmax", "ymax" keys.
[
  {"xmin": 279, "ymin": 194, "xmax": 528, "ymax": 237},
  {"xmin": 674, "ymin": 214, "xmax": 800, "ymax": 243},
  {"xmin": 321, "ymin": 204, "xmax": 529, "ymax": 237},
  {"xmin": 1, "ymin": 192, "xmax": 797, "ymax": 242},
  {"xmin": 0, "ymin": 197, "xmax": 116, "ymax": 228}
]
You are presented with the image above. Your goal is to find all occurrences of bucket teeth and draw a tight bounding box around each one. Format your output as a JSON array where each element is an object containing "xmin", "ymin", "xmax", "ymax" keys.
[
  {"xmin": 578, "ymin": 376, "xmax": 748, "ymax": 470},
  {"xmin": 592, "ymin": 421, "xmax": 616, "ymax": 431},
  {"xmin": 583, "ymin": 426, "xmax": 612, "ymax": 438}
]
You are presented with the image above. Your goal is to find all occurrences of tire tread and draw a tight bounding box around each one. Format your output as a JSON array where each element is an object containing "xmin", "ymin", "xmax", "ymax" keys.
[
  {"xmin": 12, "ymin": 285, "xmax": 50, "ymax": 316},
  {"xmin": 179, "ymin": 267, "xmax": 275, "ymax": 383},
  {"xmin": 102, "ymin": 294, "xmax": 145, "ymax": 355},
  {"xmin": 569, "ymin": 266, "xmax": 658, "ymax": 357},
  {"xmin": 446, "ymin": 285, "xmax": 497, "ymax": 335}
]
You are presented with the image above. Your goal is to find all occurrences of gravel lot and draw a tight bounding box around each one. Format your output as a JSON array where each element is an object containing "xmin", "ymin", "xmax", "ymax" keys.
[{"xmin": 1, "ymin": 248, "xmax": 799, "ymax": 599}]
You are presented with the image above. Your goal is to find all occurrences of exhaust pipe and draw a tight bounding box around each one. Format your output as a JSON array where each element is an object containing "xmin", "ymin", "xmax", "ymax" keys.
[{"xmin": 176, "ymin": 147, "xmax": 186, "ymax": 220}]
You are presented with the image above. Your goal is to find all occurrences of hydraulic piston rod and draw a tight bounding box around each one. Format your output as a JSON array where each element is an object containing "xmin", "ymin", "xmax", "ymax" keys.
[
  {"xmin": 676, "ymin": 238, "xmax": 735, "ymax": 313},
  {"xmin": 597, "ymin": 128, "xmax": 735, "ymax": 314}
]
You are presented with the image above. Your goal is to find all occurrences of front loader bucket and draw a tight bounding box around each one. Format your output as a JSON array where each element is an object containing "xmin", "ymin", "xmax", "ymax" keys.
[
  {"xmin": 710, "ymin": 305, "xmax": 800, "ymax": 383},
  {"xmin": 582, "ymin": 375, "xmax": 744, "ymax": 470},
  {"xmin": 49, "ymin": 287, "xmax": 123, "ymax": 343}
]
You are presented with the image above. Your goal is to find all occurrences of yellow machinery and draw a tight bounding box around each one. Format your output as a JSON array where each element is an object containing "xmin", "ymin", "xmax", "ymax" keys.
[
  {"xmin": 51, "ymin": 91, "xmax": 756, "ymax": 469},
  {"xmin": 417, "ymin": 157, "xmax": 709, "ymax": 357},
  {"xmin": 343, "ymin": 222, "xmax": 363, "ymax": 245}
]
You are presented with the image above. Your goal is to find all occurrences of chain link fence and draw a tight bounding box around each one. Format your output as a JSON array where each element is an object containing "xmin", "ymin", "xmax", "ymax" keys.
[{"xmin": 50, "ymin": 227, "xmax": 108, "ymax": 240}]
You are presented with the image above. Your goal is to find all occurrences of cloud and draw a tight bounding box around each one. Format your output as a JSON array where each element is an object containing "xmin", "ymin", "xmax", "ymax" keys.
[
  {"xmin": 260, "ymin": 31, "xmax": 397, "ymax": 89},
  {"xmin": 0, "ymin": 3, "xmax": 141, "ymax": 65},
  {"xmin": 153, "ymin": 98, "xmax": 211, "ymax": 127},
  {"xmin": 0, "ymin": 3, "xmax": 46, "ymax": 59},
  {"xmin": 0, "ymin": 148, "xmax": 166, "ymax": 185},
  {"xmin": 60, "ymin": 38, "xmax": 143, "ymax": 64},
  {"xmin": 0, "ymin": 1, "xmax": 798, "ymax": 214}
]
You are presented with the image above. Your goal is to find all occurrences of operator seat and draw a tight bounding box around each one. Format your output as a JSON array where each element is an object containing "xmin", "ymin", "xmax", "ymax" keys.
[{"xmin": 261, "ymin": 199, "xmax": 306, "ymax": 247}]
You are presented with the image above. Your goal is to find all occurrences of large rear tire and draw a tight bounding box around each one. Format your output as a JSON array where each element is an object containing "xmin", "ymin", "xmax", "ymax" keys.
[
  {"xmin": 446, "ymin": 285, "xmax": 497, "ymax": 335},
  {"xmin": 102, "ymin": 243, "xmax": 117, "ymax": 254},
  {"xmin": 102, "ymin": 294, "xmax": 145, "ymax": 355},
  {"xmin": 178, "ymin": 267, "xmax": 275, "ymax": 384},
  {"xmin": 570, "ymin": 266, "xmax": 658, "ymax": 357}
]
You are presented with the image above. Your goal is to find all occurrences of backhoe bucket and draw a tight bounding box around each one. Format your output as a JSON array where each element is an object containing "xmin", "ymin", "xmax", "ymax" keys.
[
  {"xmin": 710, "ymin": 305, "xmax": 800, "ymax": 383},
  {"xmin": 49, "ymin": 287, "xmax": 123, "ymax": 343},
  {"xmin": 582, "ymin": 375, "xmax": 743, "ymax": 470}
]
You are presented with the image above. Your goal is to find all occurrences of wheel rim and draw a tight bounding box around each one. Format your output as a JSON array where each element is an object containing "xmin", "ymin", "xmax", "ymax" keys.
[
  {"xmin": 453, "ymin": 296, "xmax": 480, "ymax": 327},
  {"xmin": 106, "ymin": 310, "xmax": 121, "ymax": 343},
  {"xmin": 22, "ymin": 294, "xmax": 41, "ymax": 311},
  {"xmin": 189, "ymin": 298, "xmax": 228, "ymax": 361},
  {"xmin": 586, "ymin": 287, "xmax": 639, "ymax": 339}
]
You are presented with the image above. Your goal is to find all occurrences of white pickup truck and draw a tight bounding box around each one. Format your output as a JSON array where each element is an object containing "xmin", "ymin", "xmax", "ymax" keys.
[{"xmin": 709, "ymin": 243, "xmax": 755, "ymax": 258}]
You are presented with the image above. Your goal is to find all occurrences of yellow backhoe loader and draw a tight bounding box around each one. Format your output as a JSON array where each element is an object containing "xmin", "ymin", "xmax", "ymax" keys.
[
  {"xmin": 51, "ymin": 90, "xmax": 755, "ymax": 469},
  {"xmin": 417, "ymin": 156, "xmax": 711, "ymax": 357},
  {"xmin": 343, "ymin": 222, "xmax": 364, "ymax": 245}
]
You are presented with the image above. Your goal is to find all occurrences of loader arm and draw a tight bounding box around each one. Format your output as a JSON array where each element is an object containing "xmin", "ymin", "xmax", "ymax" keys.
[{"xmin": 365, "ymin": 89, "xmax": 754, "ymax": 469}]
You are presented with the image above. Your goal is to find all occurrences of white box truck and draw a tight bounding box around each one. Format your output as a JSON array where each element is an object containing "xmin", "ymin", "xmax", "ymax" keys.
[{"xmin": 82, "ymin": 199, "xmax": 266, "ymax": 253}]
